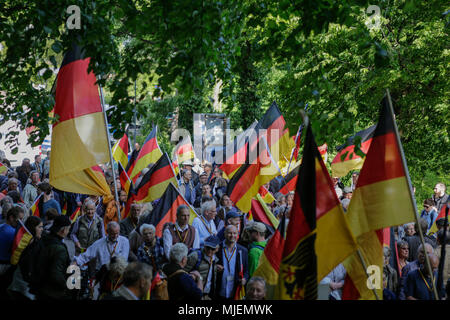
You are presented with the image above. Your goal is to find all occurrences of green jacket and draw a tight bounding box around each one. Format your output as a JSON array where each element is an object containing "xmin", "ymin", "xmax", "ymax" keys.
[
  {"xmin": 248, "ymin": 241, "xmax": 267, "ymax": 277},
  {"xmin": 36, "ymin": 233, "xmax": 71, "ymax": 300}
]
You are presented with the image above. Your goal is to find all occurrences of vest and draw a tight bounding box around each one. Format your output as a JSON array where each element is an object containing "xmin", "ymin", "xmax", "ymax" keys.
[
  {"xmin": 77, "ymin": 215, "xmax": 103, "ymax": 249},
  {"xmin": 169, "ymin": 224, "xmax": 195, "ymax": 248}
]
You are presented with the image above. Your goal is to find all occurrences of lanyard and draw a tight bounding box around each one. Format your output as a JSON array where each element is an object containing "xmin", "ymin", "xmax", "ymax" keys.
[
  {"xmin": 112, "ymin": 274, "xmax": 122, "ymax": 291},
  {"xmin": 108, "ymin": 240, "xmax": 119, "ymax": 258},
  {"xmin": 418, "ymin": 269, "xmax": 434, "ymax": 292},
  {"xmin": 224, "ymin": 246, "xmax": 237, "ymax": 271},
  {"xmin": 200, "ymin": 216, "xmax": 214, "ymax": 235},
  {"xmin": 144, "ymin": 245, "xmax": 157, "ymax": 271},
  {"xmin": 175, "ymin": 226, "xmax": 188, "ymax": 243}
]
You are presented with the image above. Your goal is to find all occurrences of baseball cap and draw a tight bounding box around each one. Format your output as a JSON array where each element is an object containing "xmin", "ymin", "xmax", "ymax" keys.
[
  {"xmin": 343, "ymin": 187, "xmax": 353, "ymax": 194},
  {"xmin": 249, "ymin": 221, "xmax": 266, "ymax": 233},
  {"xmin": 204, "ymin": 235, "xmax": 220, "ymax": 249},
  {"xmin": 226, "ymin": 208, "xmax": 241, "ymax": 220}
]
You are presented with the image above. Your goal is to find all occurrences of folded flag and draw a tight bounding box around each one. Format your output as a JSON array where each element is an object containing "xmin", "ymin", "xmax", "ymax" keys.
[
  {"xmin": 30, "ymin": 193, "xmax": 44, "ymax": 218},
  {"xmin": 112, "ymin": 133, "xmax": 129, "ymax": 169},
  {"xmin": 10, "ymin": 221, "xmax": 33, "ymax": 265}
]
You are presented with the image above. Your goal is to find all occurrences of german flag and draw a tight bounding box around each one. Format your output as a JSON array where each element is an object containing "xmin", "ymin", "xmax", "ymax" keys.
[
  {"xmin": 258, "ymin": 185, "xmax": 275, "ymax": 204},
  {"xmin": 113, "ymin": 133, "xmax": 129, "ymax": 169},
  {"xmin": 118, "ymin": 162, "xmax": 132, "ymax": 194},
  {"xmin": 331, "ymin": 125, "xmax": 376, "ymax": 178},
  {"xmin": 250, "ymin": 194, "xmax": 279, "ymax": 230},
  {"xmin": 343, "ymin": 94, "xmax": 416, "ymax": 300},
  {"xmin": 256, "ymin": 102, "xmax": 294, "ymax": 165},
  {"xmin": 227, "ymin": 136, "xmax": 280, "ymax": 214},
  {"xmin": 382, "ymin": 227, "xmax": 401, "ymax": 277},
  {"xmin": 278, "ymin": 163, "xmax": 300, "ymax": 195},
  {"xmin": 133, "ymin": 153, "xmax": 178, "ymax": 203},
  {"xmin": 145, "ymin": 183, "xmax": 198, "ymax": 237},
  {"xmin": 70, "ymin": 206, "xmax": 82, "ymax": 224},
  {"xmin": 429, "ymin": 203, "xmax": 449, "ymax": 235},
  {"xmin": 275, "ymin": 123, "xmax": 357, "ymax": 300},
  {"xmin": 173, "ymin": 135, "xmax": 195, "ymax": 164},
  {"xmin": 253, "ymin": 215, "xmax": 287, "ymax": 299},
  {"xmin": 215, "ymin": 121, "xmax": 258, "ymax": 179},
  {"xmin": 234, "ymin": 254, "xmax": 246, "ymax": 300},
  {"xmin": 10, "ymin": 221, "xmax": 33, "ymax": 265},
  {"xmin": 30, "ymin": 194, "xmax": 44, "ymax": 218},
  {"xmin": 172, "ymin": 157, "xmax": 180, "ymax": 176},
  {"xmin": 61, "ymin": 202, "xmax": 67, "ymax": 215},
  {"xmin": 49, "ymin": 44, "xmax": 111, "ymax": 197},
  {"xmin": 129, "ymin": 126, "xmax": 163, "ymax": 183}
]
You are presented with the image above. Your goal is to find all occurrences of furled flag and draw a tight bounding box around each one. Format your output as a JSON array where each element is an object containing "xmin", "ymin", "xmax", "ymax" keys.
[
  {"xmin": 30, "ymin": 193, "xmax": 44, "ymax": 218},
  {"xmin": 70, "ymin": 206, "xmax": 82, "ymax": 224},
  {"xmin": 227, "ymin": 136, "xmax": 280, "ymax": 214},
  {"xmin": 330, "ymin": 125, "xmax": 376, "ymax": 178},
  {"xmin": 258, "ymin": 185, "xmax": 275, "ymax": 204},
  {"xmin": 275, "ymin": 123, "xmax": 357, "ymax": 300},
  {"xmin": 252, "ymin": 214, "xmax": 287, "ymax": 299},
  {"xmin": 10, "ymin": 221, "xmax": 33, "ymax": 265},
  {"xmin": 143, "ymin": 183, "xmax": 198, "ymax": 237},
  {"xmin": 112, "ymin": 133, "xmax": 129, "ymax": 169},
  {"xmin": 278, "ymin": 163, "xmax": 300, "ymax": 195},
  {"xmin": 234, "ymin": 254, "xmax": 246, "ymax": 300},
  {"xmin": 49, "ymin": 44, "xmax": 111, "ymax": 197},
  {"xmin": 173, "ymin": 135, "xmax": 195, "ymax": 165},
  {"xmin": 343, "ymin": 94, "xmax": 417, "ymax": 300},
  {"xmin": 118, "ymin": 162, "xmax": 132, "ymax": 194},
  {"xmin": 129, "ymin": 126, "xmax": 163, "ymax": 183},
  {"xmin": 133, "ymin": 153, "xmax": 178, "ymax": 204},
  {"xmin": 429, "ymin": 203, "xmax": 449, "ymax": 235}
]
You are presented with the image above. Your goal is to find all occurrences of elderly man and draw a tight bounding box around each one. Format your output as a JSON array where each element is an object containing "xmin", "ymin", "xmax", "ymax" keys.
[
  {"xmin": 185, "ymin": 235, "xmax": 221, "ymax": 299},
  {"xmin": 136, "ymin": 224, "xmax": 166, "ymax": 274},
  {"xmin": 22, "ymin": 170, "xmax": 40, "ymax": 209},
  {"xmin": 74, "ymin": 221, "xmax": 130, "ymax": 273},
  {"xmin": 163, "ymin": 205, "xmax": 200, "ymax": 260},
  {"xmin": 120, "ymin": 203, "xmax": 142, "ymax": 238},
  {"xmin": 194, "ymin": 172, "xmax": 209, "ymax": 207},
  {"xmin": 247, "ymin": 222, "xmax": 267, "ymax": 277},
  {"xmin": 192, "ymin": 200, "xmax": 217, "ymax": 246},
  {"xmin": 245, "ymin": 276, "xmax": 267, "ymax": 300},
  {"xmin": 179, "ymin": 169, "xmax": 196, "ymax": 205},
  {"xmin": 162, "ymin": 243, "xmax": 203, "ymax": 301},
  {"xmin": 405, "ymin": 253, "xmax": 445, "ymax": 300},
  {"xmin": 104, "ymin": 262, "xmax": 153, "ymax": 300},
  {"xmin": 432, "ymin": 183, "xmax": 449, "ymax": 213},
  {"xmin": 399, "ymin": 243, "xmax": 434, "ymax": 300},
  {"xmin": 217, "ymin": 225, "xmax": 249, "ymax": 300},
  {"xmin": 1, "ymin": 177, "xmax": 20, "ymax": 196}
]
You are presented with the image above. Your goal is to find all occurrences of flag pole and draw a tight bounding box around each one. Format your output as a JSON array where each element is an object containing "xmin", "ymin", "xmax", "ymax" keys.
[
  {"xmin": 385, "ymin": 89, "xmax": 439, "ymax": 300},
  {"xmin": 286, "ymin": 104, "xmax": 309, "ymax": 174},
  {"xmin": 355, "ymin": 248, "xmax": 381, "ymax": 300},
  {"xmin": 99, "ymin": 84, "xmax": 122, "ymax": 222}
]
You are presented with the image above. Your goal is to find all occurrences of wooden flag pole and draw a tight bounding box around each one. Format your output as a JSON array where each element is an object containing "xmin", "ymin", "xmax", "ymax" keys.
[
  {"xmin": 99, "ymin": 84, "xmax": 122, "ymax": 222},
  {"xmin": 385, "ymin": 89, "xmax": 439, "ymax": 300}
]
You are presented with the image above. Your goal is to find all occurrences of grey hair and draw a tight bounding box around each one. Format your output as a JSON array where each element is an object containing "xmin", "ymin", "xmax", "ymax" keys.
[
  {"xmin": 83, "ymin": 199, "xmax": 96, "ymax": 210},
  {"xmin": 201, "ymin": 200, "xmax": 216, "ymax": 216},
  {"xmin": 29, "ymin": 170, "xmax": 39, "ymax": 178},
  {"xmin": 403, "ymin": 222, "xmax": 414, "ymax": 229},
  {"xmin": 140, "ymin": 223, "xmax": 155, "ymax": 234},
  {"xmin": 247, "ymin": 276, "xmax": 267, "ymax": 291},
  {"xmin": 122, "ymin": 261, "xmax": 153, "ymax": 287},
  {"xmin": 170, "ymin": 242, "xmax": 188, "ymax": 264},
  {"xmin": 107, "ymin": 221, "xmax": 120, "ymax": 232},
  {"xmin": 108, "ymin": 256, "xmax": 128, "ymax": 275},
  {"xmin": 176, "ymin": 204, "xmax": 189, "ymax": 217}
]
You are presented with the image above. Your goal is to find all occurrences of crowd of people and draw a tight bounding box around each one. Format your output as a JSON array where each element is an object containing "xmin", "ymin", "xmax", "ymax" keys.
[{"xmin": 0, "ymin": 150, "xmax": 448, "ymax": 301}]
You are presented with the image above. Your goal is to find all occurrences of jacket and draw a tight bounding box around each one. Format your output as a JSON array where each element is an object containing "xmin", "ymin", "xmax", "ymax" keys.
[
  {"xmin": 35, "ymin": 233, "xmax": 71, "ymax": 299},
  {"xmin": 185, "ymin": 249, "xmax": 219, "ymax": 296},
  {"xmin": 216, "ymin": 243, "xmax": 249, "ymax": 299},
  {"xmin": 178, "ymin": 180, "xmax": 196, "ymax": 205}
]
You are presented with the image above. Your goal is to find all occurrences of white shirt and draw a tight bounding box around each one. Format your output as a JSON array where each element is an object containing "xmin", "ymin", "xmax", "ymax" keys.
[
  {"xmin": 192, "ymin": 216, "xmax": 217, "ymax": 246},
  {"xmin": 74, "ymin": 235, "xmax": 130, "ymax": 269},
  {"xmin": 163, "ymin": 223, "xmax": 200, "ymax": 260}
]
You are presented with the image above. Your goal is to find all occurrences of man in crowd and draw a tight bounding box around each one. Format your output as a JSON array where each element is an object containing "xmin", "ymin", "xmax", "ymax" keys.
[
  {"xmin": 38, "ymin": 182, "xmax": 61, "ymax": 219},
  {"xmin": 432, "ymin": 183, "xmax": 449, "ymax": 213},
  {"xmin": 162, "ymin": 243, "xmax": 203, "ymax": 301},
  {"xmin": 162, "ymin": 205, "xmax": 200, "ymax": 260},
  {"xmin": 194, "ymin": 173, "xmax": 210, "ymax": 208},
  {"xmin": 31, "ymin": 154, "xmax": 43, "ymax": 179},
  {"xmin": 245, "ymin": 276, "xmax": 267, "ymax": 300},
  {"xmin": 405, "ymin": 218, "xmax": 436, "ymax": 262},
  {"xmin": 216, "ymin": 225, "xmax": 249, "ymax": 300},
  {"xmin": 179, "ymin": 169, "xmax": 196, "ymax": 205},
  {"xmin": 73, "ymin": 221, "xmax": 129, "ymax": 275},
  {"xmin": 104, "ymin": 261, "xmax": 153, "ymax": 300},
  {"xmin": 185, "ymin": 235, "xmax": 221, "ymax": 299},
  {"xmin": 35, "ymin": 215, "xmax": 72, "ymax": 300},
  {"xmin": 22, "ymin": 170, "xmax": 40, "ymax": 209},
  {"xmin": 399, "ymin": 243, "xmax": 434, "ymax": 300},
  {"xmin": 217, "ymin": 208, "xmax": 242, "ymax": 242},
  {"xmin": 120, "ymin": 203, "xmax": 142, "ymax": 238},
  {"xmin": 247, "ymin": 222, "xmax": 267, "ymax": 277},
  {"xmin": 405, "ymin": 253, "xmax": 445, "ymax": 300},
  {"xmin": 192, "ymin": 200, "xmax": 217, "ymax": 246},
  {"xmin": 183, "ymin": 160, "xmax": 199, "ymax": 186}
]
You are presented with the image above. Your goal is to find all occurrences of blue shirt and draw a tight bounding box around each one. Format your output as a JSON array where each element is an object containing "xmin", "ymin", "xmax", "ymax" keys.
[
  {"xmin": 43, "ymin": 199, "xmax": 61, "ymax": 217},
  {"xmin": 420, "ymin": 209, "xmax": 438, "ymax": 233},
  {"xmin": 75, "ymin": 236, "xmax": 130, "ymax": 269},
  {"xmin": 220, "ymin": 243, "xmax": 237, "ymax": 298},
  {"xmin": 192, "ymin": 216, "xmax": 217, "ymax": 247},
  {"xmin": 0, "ymin": 223, "xmax": 16, "ymax": 262},
  {"xmin": 405, "ymin": 269, "xmax": 445, "ymax": 300}
]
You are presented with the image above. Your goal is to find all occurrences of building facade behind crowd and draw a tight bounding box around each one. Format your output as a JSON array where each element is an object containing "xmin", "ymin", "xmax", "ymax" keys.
[{"xmin": 0, "ymin": 152, "xmax": 449, "ymax": 300}]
